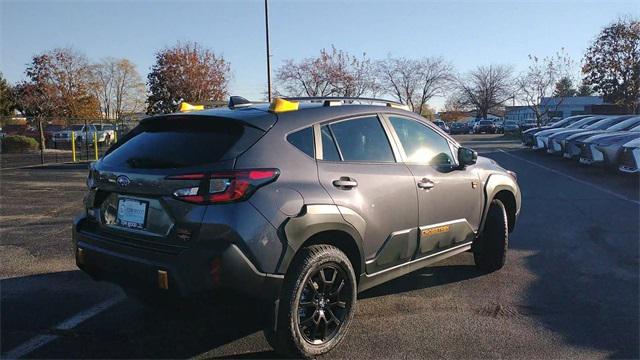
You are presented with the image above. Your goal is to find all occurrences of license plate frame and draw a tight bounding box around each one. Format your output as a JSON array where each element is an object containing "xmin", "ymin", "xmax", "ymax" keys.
[{"xmin": 116, "ymin": 198, "xmax": 148, "ymax": 230}]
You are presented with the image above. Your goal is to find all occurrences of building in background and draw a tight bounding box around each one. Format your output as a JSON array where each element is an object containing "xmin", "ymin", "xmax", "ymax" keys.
[{"xmin": 505, "ymin": 96, "xmax": 606, "ymax": 122}]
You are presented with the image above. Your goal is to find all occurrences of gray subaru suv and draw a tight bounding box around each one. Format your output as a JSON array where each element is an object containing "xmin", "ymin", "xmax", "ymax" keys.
[{"xmin": 73, "ymin": 96, "xmax": 521, "ymax": 358}]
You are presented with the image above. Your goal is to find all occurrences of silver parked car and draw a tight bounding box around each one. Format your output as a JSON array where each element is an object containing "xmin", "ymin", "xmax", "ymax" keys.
[
  {"xmin": 563, "ymin": 116, "xmax": 640, "ymax": 159},
  {"xmin": 503, "ymin": 120, "xmax": 520, "ymax": 134},
  {"xmin": 533, "ymin": 116, "xmax": 607, "ymax": 150},
  {"xmin": 578, "ymin": 124, "xmax": 640, "ymax": 167}
]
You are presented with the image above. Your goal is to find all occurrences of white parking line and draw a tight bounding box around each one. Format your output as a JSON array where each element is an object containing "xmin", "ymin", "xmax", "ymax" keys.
[
  {"xmin": 498, "ymin": 149, "xmax": 640, "ymax": 205},
  {"xmin": 4, "ymin": 294, "xmax": 125, "ymax": 359}
]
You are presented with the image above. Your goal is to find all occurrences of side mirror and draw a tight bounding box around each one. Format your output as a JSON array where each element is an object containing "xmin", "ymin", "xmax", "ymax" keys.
[{"xmin": 458, "ymin": 147, "xmax": 477, "ymax": 167}]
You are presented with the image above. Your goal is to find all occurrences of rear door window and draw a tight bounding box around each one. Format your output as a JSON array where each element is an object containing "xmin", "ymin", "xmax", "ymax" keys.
[
  {"xmin": 287, "ymin": 127, "xmax": 314, "ymax": 158},
  {"xmin": 328, "ymin": 116, "xmax": 395, "ymax": 162},
  {"xmin": 102, "ymin": 116, "xmax": 263, "ymax": 169}
]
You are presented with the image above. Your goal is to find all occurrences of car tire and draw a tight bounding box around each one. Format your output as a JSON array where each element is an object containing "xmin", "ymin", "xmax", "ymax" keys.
[
  {"xmin": 474, "ymin": 199, "xmax": 508, "ymax": 272},
  {"xmin": 272, "ymin": 245, "xmax": 357, "ymax": 358}
]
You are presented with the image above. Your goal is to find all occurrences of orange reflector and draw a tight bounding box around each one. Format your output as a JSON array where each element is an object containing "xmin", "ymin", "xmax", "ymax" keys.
[
  {"xmin": 158, "ymin": 270, "xmax": 169, "ymax": 290},
  {"xmin": 179, "ymin": 102, "xmax": 204, "ymax": 112},
  {"xmin": 77, "ymin": 248, "xmax": 85, "ymax": 265},
  {"xmin": 269, "ymin": 98, "xmax": 299, "ymax": 113}
]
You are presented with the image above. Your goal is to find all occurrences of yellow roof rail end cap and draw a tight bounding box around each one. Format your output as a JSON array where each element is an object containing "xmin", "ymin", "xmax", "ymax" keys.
[
  {"xmin": 180, "ymin": 102, "xmax": 205, "ymax": 112},
  {"xmin": 269, "ymin": 98, "xmax": 299, "ymax": 113}
]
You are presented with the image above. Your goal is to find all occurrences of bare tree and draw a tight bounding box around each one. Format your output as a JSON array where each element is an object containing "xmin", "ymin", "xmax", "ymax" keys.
[
  {"xmin": 276, "ymin": 47, "xmax": 378, "ymax": 98},
  {"xmin": 516, "ymin": 50, "xmax": 574, "ymax": 125},
  {"xmin": 90, "ymin": 59, "xmax": 116, "ymax": 119},
  {"xmin": 112, "ymin": 59, "xmax": 145, "ymax": 120},
  {"xmin": 91, "ymin": 58, "xmax": 145, "ymax": 120},
  {"xmin": 454, "ymin": 64, "xmax": 514, "ymax": 119},
  {"xmin": 377, "ymin": 56, "xmax": 452, "ymax": 113},
  {"xmin": 440, "ymin": 94, "xmax": 471, "ymax": 122}
]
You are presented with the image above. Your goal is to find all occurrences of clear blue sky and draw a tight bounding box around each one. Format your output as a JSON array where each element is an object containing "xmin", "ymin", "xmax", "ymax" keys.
[{"xmin": 1, "ymin": 0, "xmax": 638, "ymax": 110}]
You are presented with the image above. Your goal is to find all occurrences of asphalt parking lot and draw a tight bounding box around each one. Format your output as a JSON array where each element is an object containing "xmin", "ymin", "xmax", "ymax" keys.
[{"xmin": 1, "ymin": 135, "xmax": 638, "ymax": 359}]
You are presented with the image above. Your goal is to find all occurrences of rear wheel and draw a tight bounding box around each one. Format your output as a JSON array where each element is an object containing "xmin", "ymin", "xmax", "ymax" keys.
[
  {"xmin": 474, "ymin": 199, "xmax": 508, "ymax": 272},
  {"xmin": 272, "ymin": 245, "xmax": 356, "ymax": 358}
]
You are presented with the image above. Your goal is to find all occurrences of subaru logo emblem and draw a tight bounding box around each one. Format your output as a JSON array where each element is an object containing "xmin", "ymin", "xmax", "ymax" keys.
[{"xmin": 116, "ymin": 175, "xmax": 130, "ymax": 188}]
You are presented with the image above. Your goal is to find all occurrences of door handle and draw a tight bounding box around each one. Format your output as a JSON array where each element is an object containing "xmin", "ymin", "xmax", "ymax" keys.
[
  {"xmin": 333, "ymin": 177, "xmax": 358, "ymax": 189},
  {"xmin": 418, "ymin": 178, "xmax": 435, "ymax": 190}
]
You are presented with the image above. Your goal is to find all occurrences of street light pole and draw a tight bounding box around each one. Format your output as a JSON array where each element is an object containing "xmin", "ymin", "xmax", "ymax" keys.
[{"xmin": 264, "ymin": 0, "xmax": 272, "ymax": 102}]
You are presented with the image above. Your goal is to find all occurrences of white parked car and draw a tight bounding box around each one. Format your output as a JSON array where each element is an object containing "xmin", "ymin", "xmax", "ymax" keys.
[
  {"xmin": 53, "ymin": 124, "xmax": 88, "ymax": 145},
  {"xmin": 94, "ymin": 124, "xmax": 116, "ymax": 145}
]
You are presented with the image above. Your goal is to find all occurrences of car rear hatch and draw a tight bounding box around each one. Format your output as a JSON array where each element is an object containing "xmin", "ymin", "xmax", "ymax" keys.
[{"xmin": 83, "ymin": 112, "xmax": 275, "ymax": 253}]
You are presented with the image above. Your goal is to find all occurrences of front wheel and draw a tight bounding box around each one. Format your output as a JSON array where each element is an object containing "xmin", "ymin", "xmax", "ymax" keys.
[
  {"xmin": 272, "ymin": 245, "xmax": 357, "ymax": 358},
  {"xmin": 474, "ymin": 199, "xmax": 508, "ymax": 272}
]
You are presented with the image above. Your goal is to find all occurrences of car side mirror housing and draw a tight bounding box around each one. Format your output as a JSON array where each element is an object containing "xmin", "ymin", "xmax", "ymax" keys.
[{"xmin": 458, "ymin": 147, "xmax": 477, "ymax": 167}]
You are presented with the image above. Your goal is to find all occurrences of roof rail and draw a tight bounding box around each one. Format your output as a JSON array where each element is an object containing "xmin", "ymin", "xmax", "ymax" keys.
[{"xmin": 282, "ymin": 97, "xmax": 410, "ymax": 110}]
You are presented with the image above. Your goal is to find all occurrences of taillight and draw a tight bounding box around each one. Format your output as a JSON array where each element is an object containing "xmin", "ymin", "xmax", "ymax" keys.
[{"xmin": 167, "ymin": 169, "xmax": 279, "ymax": 204}]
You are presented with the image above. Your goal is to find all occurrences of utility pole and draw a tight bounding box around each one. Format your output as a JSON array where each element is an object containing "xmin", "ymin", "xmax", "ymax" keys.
[{"xmin": 264, "ymin": 0, "xmax": 272, "ymax": 102}]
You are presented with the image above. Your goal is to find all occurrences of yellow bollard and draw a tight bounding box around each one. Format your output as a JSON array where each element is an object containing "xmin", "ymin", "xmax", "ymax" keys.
[
  {"xmin": 113, "ymin": 129, "xmax": 118, "ymax": 143},
  {"xmin": 93, "ymin": 132, "xmax": 98, "ymax": 160},
  {"xmin": 71, "ymin": 131, "xmax": 76, "ymax": 162}
]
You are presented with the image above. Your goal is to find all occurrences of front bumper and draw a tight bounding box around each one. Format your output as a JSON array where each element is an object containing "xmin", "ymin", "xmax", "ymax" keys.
[
  {"xmin": 563, "ymin": 141, "xmax": 581, "ymax": 159},
  {"xmin": 548, "ymin": 139, "xmax": 564, "ymax": 154},
  {"xmin": 73, "ymin": 216, "xmax": 283, "ymax": 299},
  {"xmin": 619, "ymin": 148, "xmax": 640, "ymax": 173},
  {"xmin": 579, "ymin": 144, "xmax": 604, "ymax": 165},
  {"xmin": 533, "ymin": 136, "xmax": 548, "ymax": 150}
]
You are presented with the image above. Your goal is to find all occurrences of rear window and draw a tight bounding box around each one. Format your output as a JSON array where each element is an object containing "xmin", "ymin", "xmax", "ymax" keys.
[
  {"xmin": 102, "ymin": 117, "xmax": 263, "ymax": 169},
  {"xmin": 479, "ymin": 120, "xmax": 493, "ymax": 125}
]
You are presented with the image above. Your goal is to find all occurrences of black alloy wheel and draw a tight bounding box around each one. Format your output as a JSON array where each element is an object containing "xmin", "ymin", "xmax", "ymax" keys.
[{"xmin": 297, "ymin": 264, "xmax": 350, "ymax": 344}]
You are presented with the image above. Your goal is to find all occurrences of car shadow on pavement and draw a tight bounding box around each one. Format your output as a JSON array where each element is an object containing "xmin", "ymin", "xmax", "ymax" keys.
[
  {"xmin": 359, "ymin": 262, "xmax": 484, "ymax": 300},
  {"xmin": 1, "ymin": 264, "xmax": 487, "ymax": 359},
  {"xmin": 1, "ymin": 270, "xmax": 277, "ymax": 359}
]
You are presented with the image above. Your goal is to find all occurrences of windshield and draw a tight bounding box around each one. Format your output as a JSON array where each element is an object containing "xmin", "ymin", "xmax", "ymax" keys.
[
  {"xmin": 607, "ymin": 118, "xmax": 640, "ymax": 131},
  {"xmin": 70, "ymin": 125, "xmax": 83, "ymax": 131},
  {"xmin": 586, "ymin": 117, "xmax": 621, "ymax": 130},
  {"xmin": 551, "ymin": 115, "xmax": 586, "ymax": 128},
  {"xmin": 567, "ymin": 117, "xmax": 602, "ymax": 129}
]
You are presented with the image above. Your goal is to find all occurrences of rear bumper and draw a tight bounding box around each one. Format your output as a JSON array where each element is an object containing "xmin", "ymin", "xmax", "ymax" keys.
[{"xmin": 73, "ymin": 216, "xmax": 282, "ymax": 299}]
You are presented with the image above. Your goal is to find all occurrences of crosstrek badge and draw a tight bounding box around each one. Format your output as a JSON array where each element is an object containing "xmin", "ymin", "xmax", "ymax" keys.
[{"xmin": 422, "ymin": 225, "xmax": 450, "ymax": 237}]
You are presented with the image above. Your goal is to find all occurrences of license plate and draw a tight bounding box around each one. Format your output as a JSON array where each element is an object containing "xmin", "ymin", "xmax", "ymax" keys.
[{"xmin": 117, "ymin": 198, "xmax": 148, "ymax": 230}]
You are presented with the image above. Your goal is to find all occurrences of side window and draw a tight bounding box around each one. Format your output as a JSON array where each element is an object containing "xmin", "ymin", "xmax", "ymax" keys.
[
  {"xmin": 329, "ymin": 116, "xmax": 395, "ymax": 162},
  {"xmin": 320, "ymin": 125, "xmax": 341, "ymax": 161},
  {"xmin": 286, "ymin": 127, "xmax": 314, "ymax": 158},
  {"xmin": 389, "ymin": 116, "xmax": 455, "ymax": 166}
]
